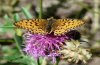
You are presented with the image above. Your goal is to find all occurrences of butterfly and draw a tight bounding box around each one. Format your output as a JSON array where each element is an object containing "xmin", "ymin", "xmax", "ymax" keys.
[{"xmin": 14, "ymin": 18, "xmax": 85, "ymax": 36}]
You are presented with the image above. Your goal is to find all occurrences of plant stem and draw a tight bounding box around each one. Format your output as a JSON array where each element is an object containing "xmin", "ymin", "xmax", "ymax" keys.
[
  {"xmin": 54, "ymin": 58, "xmax": 60, "ymax": 65},
  {"xmin": 91, "ymin": 0, "xmax": 99, "ymax": 33},
  {"xmin": 0, "ymin": 26, "xmax": 15, "ymax": 28},
  {"xmin": 37, "ymin": 0, "xmax": 43, "ymax": 65},
  {"xmin": 14, "ymin": 14, "xmax": 24, "ymax": 56},
  {"xmin": 39, "ymin": 0, "xmax": 43, "ymax": 18},
  {"xmin": 14, "ymin": 33, "xmax": 24, "ymax": 56},
  {"xmin": 37, "ymin": 58, "xmax": 41, "ymax": 65}
]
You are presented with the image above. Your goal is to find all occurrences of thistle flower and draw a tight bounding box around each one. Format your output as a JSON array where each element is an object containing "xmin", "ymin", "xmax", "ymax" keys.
[
  {"xmin": 23, "ymin": 30, "xmax": 82, "ymax": 62},
  {"xmin": 23, "ymin": 32, "xmax": 69, "ymax": 62}
]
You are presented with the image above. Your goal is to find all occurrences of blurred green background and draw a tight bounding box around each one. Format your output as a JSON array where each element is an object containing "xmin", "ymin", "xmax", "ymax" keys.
[{"xmin": 0, "ymin": 0, "xmax": 100, "ymax": 65}]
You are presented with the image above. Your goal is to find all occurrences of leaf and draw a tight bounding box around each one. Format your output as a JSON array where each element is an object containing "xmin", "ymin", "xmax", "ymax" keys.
[
  {"xmin": 14, "ymin": 13, "xmax": 20, "ymax": 22},
  {"xmin": 3, "ymin": 54, "xmax": 22, "ymax": 61},
  {"xmin": 0, "ymin": 15, "xmax": 15, "ymax": 33},
  {"xmin": 21, "ymin": 7, "xmax": 33, "ymax": 19},
  {"xmin": 13, "ymin": 56, "xmax": 36, "ymax": 65},
  {"xmin": 13, "ymin": 13, "xmax": 23, "ymax": 55},
  {"xmin": 4, "ymin": 15, "xmax": 14, "ymax": 27}
]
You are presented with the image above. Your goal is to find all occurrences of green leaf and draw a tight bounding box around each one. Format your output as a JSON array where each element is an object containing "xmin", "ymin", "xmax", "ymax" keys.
[
  {"xmin": 13, "ymin": 56, "xmax": 36, "ymax": 65},
  {"xmin": 22, "ymin": 7, "xmax": 33, "ymax": 19},
  {"xmin": 13, "ymin": 13, "xmax": 22, "ymax": 36},
  {"xmin": 14, "ymin": 13, "xmax": 20, "ymax": 22},
  {"xmin": 13, "ymin": 13, "xmax": 24, "ymax": 56},
  {"xmin": 4, "ymin": 15, "xmax": 12, "ymax": 23},
  {"xmin": 0, "ymin": 15, "xmax": 15, "ymax": 33},
  {"xmin": 3, "ymin": 54, "xmax": 22, "ymax": 61},
  {"xmin": 4, "ymin": 15, "xmax": 13, "ymax": 27},
  {"xmin": 4, "ymin": 15, "xmax": 14, "ymax": 27}
]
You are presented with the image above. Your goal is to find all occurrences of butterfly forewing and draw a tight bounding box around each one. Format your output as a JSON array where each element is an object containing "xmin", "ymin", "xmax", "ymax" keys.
[
  {"xmin": 14, "ymin": 18, "xmax": 86, "ymax": 36},
  {"xmin": 14, "ymin": 19, "xmax": 48, "ymax": 35},
  {"xmin": 51, "ymin": 19, "xmax": 85, "ymax": 35}
]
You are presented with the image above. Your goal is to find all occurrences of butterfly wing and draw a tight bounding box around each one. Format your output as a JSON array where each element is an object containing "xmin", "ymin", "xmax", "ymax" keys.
[
  {"xmin": 14, "ymin": 19, "xmax": 48, "ymax": 35},
  {"xmin": 51, "ymin": 19, "xmax": 85, "ymax": 36}
]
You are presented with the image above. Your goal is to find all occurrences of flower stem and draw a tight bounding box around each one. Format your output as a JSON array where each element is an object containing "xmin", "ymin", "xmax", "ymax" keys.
[
  {"xmin": 39, "ymin": 0, "xmax": 43, "ymax": 18},
  {"xmin": 37, "ymin": 58, "xmax": 41, "ymax": 65},
  {"xmin": 37, "ymin": 0, "xmax": 43, "ymax": 65},
  {"xmin": 14, "ymin": 14, "xmax": 24, "ymax": 56},
  {"xmin": 14, "ymin": 33, "xmax": 24, "ymax": 56},
  {"xmin": 91, "ymin": 0, "xmax": 99, "ymax": 33},
  {"xmin": 54, "ymin": 58, "xmax": 60, "ymax": 65},
  {"xmin": 0, "ymin": 26, "xmax": 15, "ymax": 28}
]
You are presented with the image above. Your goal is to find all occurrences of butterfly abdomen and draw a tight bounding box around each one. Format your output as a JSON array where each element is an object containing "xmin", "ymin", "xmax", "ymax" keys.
[{"xmin": 46, "ymin": 18, "xmax": 56, "ymax": 33}]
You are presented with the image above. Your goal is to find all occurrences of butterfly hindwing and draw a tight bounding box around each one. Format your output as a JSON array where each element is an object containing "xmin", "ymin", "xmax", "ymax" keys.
[
  {"xmin": 51, "ymin": 19, "xmax": 85, "ymax": 35},
  {"xmin": 14, "ymin": 19, "xmax": 48, "ymax": 35}
]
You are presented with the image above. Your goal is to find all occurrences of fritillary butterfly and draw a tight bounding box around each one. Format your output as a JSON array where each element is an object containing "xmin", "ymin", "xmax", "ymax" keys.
[{"xmin": 14, "ymin": 18, "xmax": 85, "ymax": 36}]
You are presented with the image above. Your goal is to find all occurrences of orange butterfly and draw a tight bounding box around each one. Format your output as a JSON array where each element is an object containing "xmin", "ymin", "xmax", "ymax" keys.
[{"xmin": 14, "ymin": 18, "xmax": 85, "ymax": 36}]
